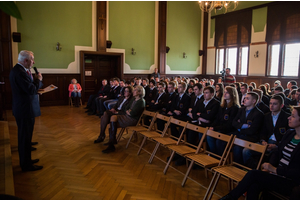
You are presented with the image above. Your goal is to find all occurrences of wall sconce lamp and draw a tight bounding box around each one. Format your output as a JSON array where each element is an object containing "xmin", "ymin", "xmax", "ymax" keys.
[
  {"xmin": 254, "ymin": 51, "xmax": 259, "ymax": 58},
  {"xmin": 166, "ymin": 46, "xmax": 170, "ymax": 53},
  {"xmin": 131, "ymin": 48, "xmax": 136, "ymax": 55},
  {"xmin": 199, "ymin": 50, "xmax": 204, "ymax": 56},
  {"xmin": 56, "ymin": 42, "xmax": 62, "ymax": 51},
  {"xmin": 106, "ymin": 40, "xmax": 112, "ymax": 48},
  {"xmin": 183, "ymin": 52, "xmax": 187, "ymax": 58}
]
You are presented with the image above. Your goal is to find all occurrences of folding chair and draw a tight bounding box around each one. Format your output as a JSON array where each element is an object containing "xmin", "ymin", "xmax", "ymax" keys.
[
  {"xmin": 121, "ymin": 110, "xmax": 157, "ymax": 146},
  {"xmin": 204, "ymin": 138, "xmax": 267, "ymax": 200},
  {"xmin": 148, "ymin": 117, "xmax": 188, "ymax": 164},
  {"xmin": 163, "ymin": 123, "xmax": 208, "ymax": 175},
  {"xmin": 181, "ymin": 129, "xmax": 234, "ymax": 187},
  {"xmin": 133, "ymin": 114, "xmax": 172, "ymax": 155}
]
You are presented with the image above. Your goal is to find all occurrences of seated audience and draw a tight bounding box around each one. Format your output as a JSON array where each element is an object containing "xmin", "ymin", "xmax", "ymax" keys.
[
  {"xmin": 85, "ymin": 79, "xmax": 110, "ymax": 111},
  {"xmin": 253, "ymin": 89, "xmax": 270, "ymax": 114},
  {"xmin": 239, "ymin": 83, "xmax": 248, "ymax": 106},
  {"xmin": 284, "ymin": 80, "xmax": 297, "ymax": 97},
  {"xmin": 231, "ymin": 92, "xmax": 264, "ymax": 164},
  {"xmin": 243, "ymin": 95, "xmax": 290, "ymax": 168},
  {"xmin": 207, "ymin": 86, "xmax": 240, "ymax": 156},
  {"xmin": 102, "ymin": 85, "xmax": 145, "ymax": 153},
  {"xmin": 147, "ymin": 82, "xmax": 168, "ymax": 112},
  {"xmin": 220, "ymin": 106, "xmax": 300, "ymax": 200},
  {"xmin": 145, "ymin": 79, "xmax": 157, "ymax": 106},
  {"xmin": 68, "ymin": 78, "xmax": 82, "ymax": 107},
  {"xmin": 103, "ymin": 79, "xmax": 126, "ymax": 111},
  {"xmin": 94, "ymin": 86, "xmax": 133, "ymax": 144}
]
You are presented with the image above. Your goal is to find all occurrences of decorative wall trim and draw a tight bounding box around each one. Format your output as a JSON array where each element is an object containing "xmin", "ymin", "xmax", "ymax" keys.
[
  {"xmin": 166, "ymin": 65, "xmax": 201, "ymax": 75},
  {"xmin": 251, "ymin": 24, "xmax": 266, "ymax": 43},
  {"xmin": 250, "ymin": 42, "xmax": 267, "ymax": 45}
]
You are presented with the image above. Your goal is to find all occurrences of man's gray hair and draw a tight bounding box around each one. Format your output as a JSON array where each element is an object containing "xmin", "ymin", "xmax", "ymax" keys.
[{"xmin": 18, "ymin": 50, "xmax": 34, "ymax": 62}]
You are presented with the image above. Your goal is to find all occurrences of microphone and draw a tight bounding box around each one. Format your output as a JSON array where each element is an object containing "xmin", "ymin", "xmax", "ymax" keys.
[{"xmin": 33, "ymin": 67, "xmax": 39, "ymax": 74}]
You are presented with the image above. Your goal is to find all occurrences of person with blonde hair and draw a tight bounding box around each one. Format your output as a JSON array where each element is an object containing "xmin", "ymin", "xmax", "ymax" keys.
[
  {"xmin": 68, "ymin": 78, "xmax": 82, "ymax": 107},
  {"xmin": 102, "ymin": 85, "xmax": 145, "ymax": 153}
]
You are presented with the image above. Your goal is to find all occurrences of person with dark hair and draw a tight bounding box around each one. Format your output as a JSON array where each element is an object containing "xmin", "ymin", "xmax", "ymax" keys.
[
  {"xmin": 147, "ymin": 82, "xmax": 168, "ymax": 112},
  {"xmin": 285, "ymin": 80, "xmax": 298, "ymax": 97},
  {"xmin": 239, "ymin": 83, "xmax": 248, "ymax": 106},
  {"xmin": 265, "ymin": 83, "xmax": 272, "ymax": 95},
  {"xmin": 189, "ymin": 79, "xmax": 195, "ymax": 87},
  {"xmin": 151, "ymin": 68, "xmax": 160, "ymax": 79},
  {"xmin": 215, "ymin": 83, "xmax": 224, "ymax": 101},
  {"xmin": 276, "ymin": 92, "xmax": 292, "ymax": 114},
  {"xmin": 242, "ymin": 95, "xmax": 290, "ymax": 169},
  {"xmin": 85, "ymin": 79, "xmax": 110, "ymax": 111},
  {"xmin": 231, "ymin": 92, "xmax": 264, "ymax": 164},
  {"xmin": 145, "ymin": 79, "xmax": 157, "ymax": 106},
  {"xmin": 234, "ymin": 82, "xmax": 241, "ymax": 95},
  {"xmin": 248, "ymin": 85, "xmax": 253, "ymax": 92},
  {"xmin": 194, "ymin": 86, "xmax": 220, "ymax": 128},
  {"xmin": 142, "ymin": 78, "xmax": 150, "ymax": 100},
  {"xmin": 259, "ymin": 84, "xmax": 271, "ymax": 105},
  {"xmin": 103, "ymin": 79, "xmax": 126, "ymax": 111},
  {"xmin": 207, "ymin": 86, "xmax": 240, "ymax": 156},
  {"xmin": 186, "ymin": 85, "xmax": 194, "ymax": 97},
  {"xmin": 220, "ymin": 106, "xmax": 300, "ymax": 200},
  {"xmin": 94, "ymin": 86, "xmax": 133, "ymax": 144},
  {"xmin": 250, "ymin": 82, "xmax": 256, "ymax": 89},
  {"xmin": 296, "ymin": 88, "xmax": 300, "ymax": 106},
  {"xmin": 253, "ymin": 89, "xmax": 270, "ymax": 114},
  {"xmin": 274, "ymin": 85, "xmax": 284, "ymax": 94},
  {"xmin": 102, "ymin": 86, "xmax": 145, "ymax": 153}
]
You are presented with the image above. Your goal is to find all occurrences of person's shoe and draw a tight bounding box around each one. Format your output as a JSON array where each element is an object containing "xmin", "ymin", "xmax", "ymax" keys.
[
  {"xmin": 31, "ymin": 147, "xmax": 37, "ymax": 151},
  {"xmin": 31, "ymin": 159, "xmax": 39, "ymax": 164},
  {"xmin": 102, "ymin": 145, "xmax": 115, "ymax": 153},
  {"xmin": 22, "ymin": 165, "xmax": 43, "ymax": 172},
  {"xmin": 103, "ymin": 140, "xmax": 117, "ymax": 146},
  {"xmin": 84, "ymin": 106, "xmax": 89, "ymax": 109},
  {"xmin": 94, "ymin": 137, "xmax": 105, "ymax": 143},
  {"xmin": 219, "ymin": 194, "xmax": 235, "ymax": 200},
  {"xmin": 175, "ymin": 157, "xmax": 186, "ymax": 166},
  {"xmin": 31, "ymin": 142, "xmax": 38, "ymax": 145}
]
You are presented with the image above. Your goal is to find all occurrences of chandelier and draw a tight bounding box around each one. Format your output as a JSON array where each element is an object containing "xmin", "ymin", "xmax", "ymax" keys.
[{"xmin": 198, "ymin": 1, "xmax": 238, "ymax": 14}]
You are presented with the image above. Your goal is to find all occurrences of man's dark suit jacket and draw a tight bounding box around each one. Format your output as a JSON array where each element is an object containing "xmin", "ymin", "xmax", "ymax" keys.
[
  {"xmin": 98, "ymin": 84, "xmax": 111, "ymax": 96},
  {"xmin": 232, "ymin": 106, "xmax": 264, "ymax": 142},
  {"xmin": 147, "ymin": 92, "xmax": 168, "ymax": 112},
  {"xmin": 9, "ymin": 64, "xmax": 43, "ymax": 119},
  {"xmin": 170, "ymin": 93, "xmax": 191, "ymax": 120},
  {"xmin": 260, "ymin": 110, "xmax": 290, "ymax": 145},
  {"xmin": 269, "ymin": 129, "xmax": 300, "ymax": 185},
  {"xmin": 145, "ymin": 87, "xmax": 157, "ymax": 106},
  {"xmin": 112, "ymin": 96, "xmax": 133, "ymax": 115},
  {"xmin": 161, "ymin": 92, "xmax": 177, "ymax": 115},
  {"xmin": 108, "ymin": 85, "xmax": 121, "ymax": 99},
  {"xmin": 256, "ymin": 101, "xmax": 270, "ymax": 115},
  {"xmin": 188, "ymin": 95, "xmax": 204, "ymax": 122},
  {"xmin": 194, "ymin": 98, "xmax": 220, "ymax": 127}
]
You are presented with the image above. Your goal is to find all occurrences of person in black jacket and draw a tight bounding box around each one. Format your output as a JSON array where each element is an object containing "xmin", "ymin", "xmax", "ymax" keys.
[
  {"xmin": 145, "ymin": 79, "xmax": 157, "ymax": 106},
  {"xmin": 207, "ymin": 86, "xmax": 240, "ymax": 156},
  {"xmin": 85, "ymin": 79, "xmax": 110, "ymax": 111},
  {"xmin": 9, "ymin": 50, "xmax": 43, "ymax": 171},
  {"xmin": 231, "ymin": 92, "xmax": 264, "ymax": 164},
  {"xmin": 94, "ymin": 86, "xmax": 133, "ymax": 144},
  {"xmin": 253, "ymin": 89, "xmax": 270, "ymax": 114},
  {"xmin": 220, "ymin": 106, "xmax": 300, "ymax": 200},
  {"xmin": 243, "ymin": 95, "xmax": 290, "ymax": 168}
]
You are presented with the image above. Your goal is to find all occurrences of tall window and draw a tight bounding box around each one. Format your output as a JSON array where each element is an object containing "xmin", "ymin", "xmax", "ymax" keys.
[
  {"xmin": 214, "ymin": 10, "xmax": 251, "ymax": 75},
  {"xmin": 267, "ymin": 2, "xmax": 300, "ymax": 77}
]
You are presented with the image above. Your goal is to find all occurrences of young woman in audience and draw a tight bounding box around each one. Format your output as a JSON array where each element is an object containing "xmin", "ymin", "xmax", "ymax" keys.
[
  {"xmin": 207, "ymin": 86, "xmax": 240, "ymax": 156},
  {"xmin": 215, "ymin": 83, "xmax": 224, "ymax": 101},
  {"xmin": 250, "ymin": 82, "xmax": 256, "ymax": 89},
  {"xmin": 234, "ymin": 82, "xmax": 241, "ymax": 95},
  {"xmin": 220, "ymin": 106, "xmax": 300, "ymax": 200},
  {"xmin": 259, "ymin": 84, "xmax": 271, "ymax": 105},
  {"xmin": 265, "ymin": 82, "xmax": 272, "ymax": 95},
  {"xmin": 102, "ymin": 85, "xmax": 145, "ymax": 153}
]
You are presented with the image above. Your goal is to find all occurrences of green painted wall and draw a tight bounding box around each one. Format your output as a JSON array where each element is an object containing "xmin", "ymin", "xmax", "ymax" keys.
[
  {"xmin": 211, "ymin": 1, "xmax": 271, "ymax": 16},
  {"xmin": 17, "ymin": 1, "xmax": 92, "ymax": 69},
  {"xmin": 109, "ymin": 1, "xmax": 155, "ymax": 70},
  {"xmin": 252, "ymin": 7, "xmax": 268, "ymax": 32},
  {"xmin": 167, "ymin": 1, "xmax": 201, "ymax": 71},
  {"xmin": 210, "ymin": 18, "xmax": 215, "ymax": 39}
]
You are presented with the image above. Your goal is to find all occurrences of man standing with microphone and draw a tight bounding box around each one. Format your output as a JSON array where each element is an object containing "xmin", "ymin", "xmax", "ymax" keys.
[{"xmin": 9, "ymin": 50, "xmax": 43, "ymax": 171}]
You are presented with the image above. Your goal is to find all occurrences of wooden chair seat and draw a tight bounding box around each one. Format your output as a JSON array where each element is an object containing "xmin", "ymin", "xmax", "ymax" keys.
[
  {"xmin": 152, "ymin": 137, "xmax": 177, "ymax": 146},
  {"xmin": 212, "ymin": 165, "xmax": 247, "ymax": 182},
  {"xmin": 167, "ymin": 144, "xmax": 196, "ymax": 155},
  {"xmin": 139, "ymin": 131, "xmax": 161, "ymax": 138},
  {"xmin": 186, "ymin": 154, "xmax": 220, "ymax": 168},
  {"xmin": 126, "ymin": 126, "xmax": 149, "ymax": 133}
]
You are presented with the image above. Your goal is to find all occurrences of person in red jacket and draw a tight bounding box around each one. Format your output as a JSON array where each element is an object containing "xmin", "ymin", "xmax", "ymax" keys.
[{"xmin": 68, "ymin": 78, "xmax": 82, "ymax": 107}]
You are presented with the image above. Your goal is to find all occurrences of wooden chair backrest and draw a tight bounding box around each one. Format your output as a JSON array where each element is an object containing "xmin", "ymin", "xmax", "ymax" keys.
[
  {"xmin": 169, "ymin": 119, "xmax": 188, "ymax": 145},
  {"xmin": 136, "ymin": 110, "xmax": 156, "ymax": 128},
  {"xmin": 185, "ymin": 123, "xmax": 208, "ymax": 152},
  {"xmin": 224, "ymin": 137, "xmax": 267, "ymax": 170}
]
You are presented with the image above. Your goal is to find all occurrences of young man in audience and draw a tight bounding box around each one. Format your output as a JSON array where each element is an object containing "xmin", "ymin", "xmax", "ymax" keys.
[
  {"xmin": 239, "ymin": 83, "xmax": 248, "ymax": 106},
  {"xmin": 253, "ymin": 89, "xmax": 270, "ymax": 114},
  {"xmin": 274, "ymin": 86, "xmax": 294, "ymax": 107},
  {"xmin": 186, "ymin": 83, "xmax": 204, "ymax": 146},
  {"xmin": 146, "ymin": 82, "xmax": 167, "ymax": 112},
  {"xmin": 145, "ymin": 79, "xmax": 157, "ymax": 106},
  {"xmin": 231, "ymin": 92, "xmax": 264, "ymax": 164},
  {"xmin": 103, "ymin": 79, "xmax": 126, "ymax": 111},
  {"xmin": 94, "ymin": 77, "xmax": 121, "ymax": 117},
  {"xmin": 243, "ymin": 95, "xmax": 290, "ymax": 168},
  {"xmin": 194, "ymin": 86, "xmax": 220, "ymax": 128},
  {"xmin": 85, "ymin": 79, "xmax": 110, "ymax": 112}
]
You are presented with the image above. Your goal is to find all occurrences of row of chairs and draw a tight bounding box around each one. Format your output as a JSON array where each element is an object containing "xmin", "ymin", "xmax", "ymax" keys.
[{"xmin": 118, "ymin": 110, "xmax": 269, "ymax": 200}]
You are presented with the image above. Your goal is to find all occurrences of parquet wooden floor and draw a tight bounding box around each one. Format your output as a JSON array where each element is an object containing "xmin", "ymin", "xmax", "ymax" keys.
[{"xmin": 6, "ymin": 106, "xmax": 240, "ymax": 200}]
